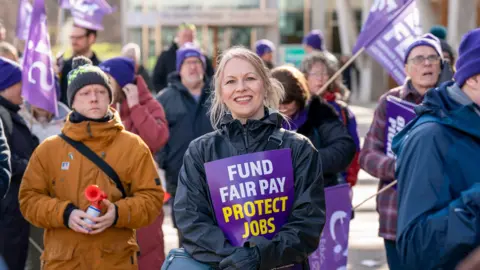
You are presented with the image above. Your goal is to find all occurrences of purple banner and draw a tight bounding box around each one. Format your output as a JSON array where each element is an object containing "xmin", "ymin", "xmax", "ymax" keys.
[
  {"xmin": 16, "ymin": 0, "xmax": 33, "ymax": 41},
  {"xmin": 362, "ymin": 0, "xmax": 422, "ymax": 84},
  {"xmin": 204, "ymin": 149, "xmax": 295, "ymax": 247},
  {"xmin": 59, "ymin": 0, "xmax": 114, "ymax": 31},
  {"xmin": 353, "ymin": 0, "xmax": 409, "ymax": 53},
  {"xmin": 22, "ymin": 0, "xmax": 58, "ymax": 115},
  {"xmin": 309, "ymin": 184, "xmax": 352, "ymax": 270},
  {"xmin": 384, "ymin": 95, "xmax": 416, "ymax": 158}
]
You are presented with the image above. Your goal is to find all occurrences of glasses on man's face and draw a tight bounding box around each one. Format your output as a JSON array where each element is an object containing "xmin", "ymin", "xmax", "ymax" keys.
[
  {"xmin": 409, "ymin": 55, "xmax": 441, "ymax": 65},
  {"xmin": 69, "ymin": 34, "xmax": 88, "ymax": 41}
]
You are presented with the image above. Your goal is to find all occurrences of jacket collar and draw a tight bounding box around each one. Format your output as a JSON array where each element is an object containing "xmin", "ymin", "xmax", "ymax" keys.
[
  {"xmin": 62, "ymin": 107, "xmax": 124, "ymax": 149},
  {"xmin": 0, "ymin": 96, "xmax": 20, "ymax": 113},
  {"xmin": 219, "ymin": 108, "xmax": 282, "ymax": 150}
]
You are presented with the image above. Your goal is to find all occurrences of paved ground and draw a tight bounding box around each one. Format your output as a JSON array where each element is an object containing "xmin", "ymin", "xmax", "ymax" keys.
[{"xmin": 162, "ymin": 103, "xmax": 391, "ymax": 269}]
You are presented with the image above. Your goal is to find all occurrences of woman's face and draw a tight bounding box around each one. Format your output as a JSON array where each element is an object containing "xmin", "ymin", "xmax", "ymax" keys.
[
  {"xmin": 279, "ymin": 101, "xmax": 299, "ymax": 118},
  {"xmin": 306, "ymin": 62, "xmax": 329, "ymax": 95},
  {"xmin": 221, "ymin": 57, "xmax": 265, "ymax": 123},
  {"xmin": 32, "ymin": 106, "xmax": 53, "ymax": 123}
]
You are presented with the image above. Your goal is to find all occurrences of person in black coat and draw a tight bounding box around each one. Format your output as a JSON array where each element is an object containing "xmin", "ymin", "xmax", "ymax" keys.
[
  {"xmin": 152, "ymin": 23, "xmax": 214, "ymax": 93},
  {"xmin": 272, "ymin": 65, "xmax": 356, "ymax": 187},
  {"xmin": 0, "ymin": 119, "xmax": 10, "ymax": 199},
  {"xmin": 0, "ymin": 57, "xmax": 39, "ymax": 270},
  {"xmin": 59, "ymin": 26, "xmax": 101, "ymax": 104},
  {"xmin": 174, "ymin": 47, "xmax": 325, "ymax": 269}
]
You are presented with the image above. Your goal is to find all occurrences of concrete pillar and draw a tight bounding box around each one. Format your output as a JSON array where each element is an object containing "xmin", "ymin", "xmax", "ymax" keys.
[
  {"xmin": 416, "ymin": 0, "xmax": 438, "ymax": 34},
  {"xmin": 266, "ymin": 0, "xmax": 280, "ymax": 63},
  {"xmin": 448, "ymin": 0, "xmax": 477, "ymax": 51},
  {"xmin": 311, "ymin": 0, "xmax": 328, "ymax": 34},
  {"xmin": 335, "ymin": 0, "xmax": 358, "ymax": 55},
  {"xmin": 121, "ymin": 0, "xmax": 128, "ymax": 45}
]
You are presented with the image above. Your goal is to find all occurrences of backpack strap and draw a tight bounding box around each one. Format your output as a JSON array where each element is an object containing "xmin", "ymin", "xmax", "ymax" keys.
[
  {"xmin": 59, "ymin": 133, "xmax": 127, "ymax": 198},
  {"xmin": 0, "ymin": 106, "xmax": 13, "ymax": 141},
  {"xmin": 264, "ymin": 128, "xmax": 286, "ymax": 151}
]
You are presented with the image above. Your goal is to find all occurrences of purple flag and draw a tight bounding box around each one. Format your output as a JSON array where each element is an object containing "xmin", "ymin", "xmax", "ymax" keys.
[
  {"xmin": 309, "ymin": 184, "xmax": 352, "ymax": 270},
  {"xmin": 59, "ymin": 0, "xmax": 114, "ymax": 31},
  {"xmin": 384, "ymin": 95, "xmax": 416, "ymax": 158},
  {"xmin": 16, "ymin": 0, "xmax": 33, "ymax": 41},
  {"xmin": 204, "ymin": 149, "xmax": 295, "ymax": 248},
  {"xmin": 362, "ymin": 0, "xmax": 422, "ymax": 84},
  {"xmin": 353, "ymin": 0, "xmax": 409, "ymax": 53},
  {"xmin": 22, "ymin": 0, "xmax": 58, "ymax": 115}
]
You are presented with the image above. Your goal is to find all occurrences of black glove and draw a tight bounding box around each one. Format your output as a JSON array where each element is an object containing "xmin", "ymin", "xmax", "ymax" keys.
[{"xmin": 219, "ymin": 247, "xmax": 260, "ymax": 270}]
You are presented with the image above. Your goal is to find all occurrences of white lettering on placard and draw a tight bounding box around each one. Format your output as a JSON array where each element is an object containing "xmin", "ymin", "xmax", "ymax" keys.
[
  {"xmin": 386, "ymin": 116, "xmax": 406, "ymax": 158},
  {"xmin": 227, "ymin": 159, "xmax": 273, "ymax": 181},
  {"xmin": 370, "ymin": 0, "xmax": 398, "ymax": 13}
]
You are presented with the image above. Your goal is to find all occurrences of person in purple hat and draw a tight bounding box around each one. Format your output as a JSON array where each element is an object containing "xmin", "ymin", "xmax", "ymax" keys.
[
  {"xmin": 255, "ymin": 39, "xmax": 275, "ymax": 69},
  {"xmin": 152, "ymin": 23, "xmax": 214, "ymax": 93},
  {"xmin": 155, "ymin": 42, "xmax": 213, "ymax": 246},
  {"xmin": 0, "ymin": 57, "xmax": 39, "ymax": 270},
  {"xmin": 100, "ymin": 56, "xmax": 169, "ymax": 270},
  {"xmin": 393, "ymin": 28, "xmax": 480, "ymax": 269},
  {"xmin": 360, "ymin": 33, "xmax": 450, "ymax": 270},
  {"xmin": 302, "ymin": 29, "xmax": 338, "ymax": 67}
]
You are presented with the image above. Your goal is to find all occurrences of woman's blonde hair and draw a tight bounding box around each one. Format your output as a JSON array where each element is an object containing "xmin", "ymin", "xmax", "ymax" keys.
[{"xmin": 209, "ymin": 46, "xmax": 285, "ymax": 129}]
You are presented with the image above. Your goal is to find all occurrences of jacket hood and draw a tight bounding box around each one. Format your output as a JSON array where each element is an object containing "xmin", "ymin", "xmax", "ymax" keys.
[
  {"xmin": 62, "ymin": 108, "xmax": 124, "ymax": 149},
  {"xmin": 393, "ymin": 81, "xmax": 480, "ymax": 153}
]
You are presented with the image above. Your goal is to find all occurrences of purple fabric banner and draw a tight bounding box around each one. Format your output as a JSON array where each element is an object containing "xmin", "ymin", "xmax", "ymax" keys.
[
  {"xmin": 384, "ymin": 95, "xmax": 416, "ymax": 158},
  {"xmin": 353, "ymin": 0, "xmax": 409, "ymax": 53},
  {"xmin": 204, "ymin": 149, "xmax": 295, "ymax": 247},
  {"xmin": 309, "ymin": 184, "xmax": 352, "ymax": 270},
  {"xmin": 16, "ymin": 0, "xmax": 33, "ymax": 41},
  {"xmin": 384, "ymin": 96, "xmax": 415, "ymax": 189},
  {"xmin": 59, "ymin": 0, "xmax": 114, "ymax": 31},
  {"xmin": 360, "ymin": 0, "xmax": 422, "ymax": 84},
  {"xmin": 22, "ymin": 0, "xmax": 58, "ymax": 115}
]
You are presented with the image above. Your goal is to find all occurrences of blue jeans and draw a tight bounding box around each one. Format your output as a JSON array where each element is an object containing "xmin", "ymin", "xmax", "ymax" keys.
[{"xmin": 384, "ymin": 239, "xmax": 406, "ymax": 270}]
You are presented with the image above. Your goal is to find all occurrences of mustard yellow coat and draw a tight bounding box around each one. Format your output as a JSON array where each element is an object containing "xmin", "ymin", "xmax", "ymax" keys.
[{"xmin": 19, "ymin": 109, "xmax": 164, "ymax": 270}]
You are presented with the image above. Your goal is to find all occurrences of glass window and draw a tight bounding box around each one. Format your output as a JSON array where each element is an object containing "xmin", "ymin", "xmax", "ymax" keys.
[
  {"xmin": 279, "ymin": 11, "xmax": 304, "ymax": 44},
  {"xmin": 128, "ymin": 0, "xmax": 260, "ymax": 11}
]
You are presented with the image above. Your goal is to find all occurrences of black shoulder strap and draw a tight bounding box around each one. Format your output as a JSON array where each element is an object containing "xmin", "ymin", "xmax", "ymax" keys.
[
  {"xmin": 0, "ymin": 106, "xmax": 13, "ymax": 140},
  {"xmin": 264, "ymin": 128, "xmax": 286, "ymax": 151},
  {"xmin": 59, "ymin": 133, "xmax": 127, "ymax": 198}
]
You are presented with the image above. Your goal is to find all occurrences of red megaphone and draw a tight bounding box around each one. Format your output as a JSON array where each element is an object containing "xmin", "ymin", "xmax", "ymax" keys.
[{"xmin": 85, "ymin": 185, "xmax": 107, "ymax": 209}]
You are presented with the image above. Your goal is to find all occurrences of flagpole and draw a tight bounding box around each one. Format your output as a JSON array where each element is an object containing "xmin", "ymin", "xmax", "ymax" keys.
[{"xmin": 314, "ymin": 47, "xmax": 365, "ymax": 96}]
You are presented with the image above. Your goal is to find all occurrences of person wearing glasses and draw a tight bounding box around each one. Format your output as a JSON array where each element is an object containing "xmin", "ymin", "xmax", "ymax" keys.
[
  {"xmin": 59, "ymin": 26, "xmax": 101, "ymax": 105},
  {"xmin": 359, "ymin": 33, "xmax": 445, "ymax": 270},
  {"xmin": 393, "ymin": 28, "xmax": 480, "ymax": 270}
]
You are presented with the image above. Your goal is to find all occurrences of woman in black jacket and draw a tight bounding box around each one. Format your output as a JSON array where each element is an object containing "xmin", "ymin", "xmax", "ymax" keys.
[
  {"xmin": 272, "ymin": 65, "xmax": 356, "ymax": 187},
  {"xmin": 174, "ymin": 47, "xmax": 325, "ymax": 269}
]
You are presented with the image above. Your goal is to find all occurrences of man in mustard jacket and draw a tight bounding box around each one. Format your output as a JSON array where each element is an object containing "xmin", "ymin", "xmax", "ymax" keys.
[{"xmin": 19, "ymin": 56, "xmax": 164, "ymax": 269}]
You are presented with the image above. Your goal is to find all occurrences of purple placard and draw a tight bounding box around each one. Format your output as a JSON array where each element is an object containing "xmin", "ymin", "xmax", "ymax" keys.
[
  {"xmin": 59, "ymin": 0, "xmax": 114, "ymax": 31},
  {"xmin": 384, "ymin": 95, "xmax": 416, "ymax": 158},
  {"xmin": 362, "ymin": 0, "xmax": 422, "ymax": 84},
  {"xmin": 204, "ymin": 149, "xmax": 295, "ymax": 247},
  {"xmin": 16, "ymin": 0, "xmax": 33, "ymax": 41},
  {"xmin": 22, "ymin": 0, "xmax": 58, "ymax": 115},
  {"xmin": 309, "ymin": 184, "xmax": 352, "ymax": 270},
  {"xmin": 353, "ymin": 0, "xmax": 409, "ymax": 53}
]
